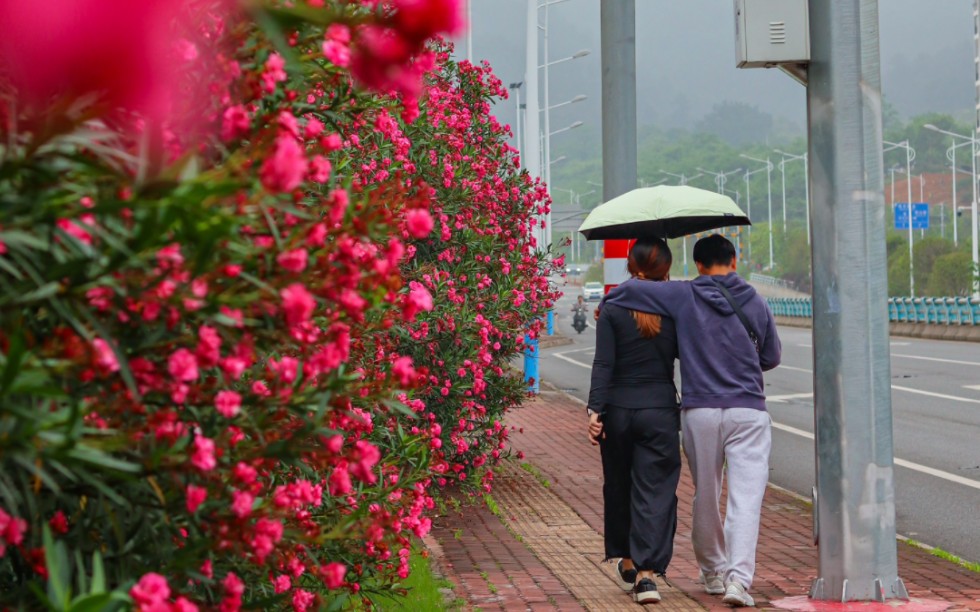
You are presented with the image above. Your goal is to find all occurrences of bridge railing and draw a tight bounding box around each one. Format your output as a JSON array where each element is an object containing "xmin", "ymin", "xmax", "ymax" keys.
[{"xmin": 767, "ymin": 297, "xmax": 980, "ymax": 325}]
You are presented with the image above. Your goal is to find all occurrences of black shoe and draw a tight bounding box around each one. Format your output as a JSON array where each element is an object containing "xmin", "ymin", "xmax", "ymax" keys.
[
  {"xmin": 617, "ymin": 560, "xmax": 638, "ymax": 591},
  {"xmin": 633, "ymin": 577, "xmax": 661, "ymax": 605}
]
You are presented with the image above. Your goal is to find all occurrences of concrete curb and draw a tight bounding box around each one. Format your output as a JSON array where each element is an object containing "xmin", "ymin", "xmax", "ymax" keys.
[{"xmin": 774, "ymin": 316, "xmax": 980, "ymax": 343}]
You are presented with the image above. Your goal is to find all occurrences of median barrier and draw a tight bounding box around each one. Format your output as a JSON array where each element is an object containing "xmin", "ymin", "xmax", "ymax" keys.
[{"xmin": 767, "ymin": 296, "xmax": 980, "ymax": 343}]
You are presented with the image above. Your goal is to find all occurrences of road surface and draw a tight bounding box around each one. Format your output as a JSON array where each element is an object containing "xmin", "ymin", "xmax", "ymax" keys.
[{"xmin": 540, "ymin": 289, "xmax": 980, "ymax": 564}]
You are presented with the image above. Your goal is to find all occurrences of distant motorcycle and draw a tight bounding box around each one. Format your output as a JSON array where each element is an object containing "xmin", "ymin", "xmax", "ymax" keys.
[{"xmin": 572, "ymin": 306, "xmax": 588, "ymax": 334}]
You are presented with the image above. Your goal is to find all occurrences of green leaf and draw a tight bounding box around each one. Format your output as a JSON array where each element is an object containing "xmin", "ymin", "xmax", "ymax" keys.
[
  {"xmin": 67, "ymin": 593, "xmax": 115, "ymax": 612},
  {"xmin": 90, "ymin": 551, "xmax": 106, "ymax": 594},
  {"xmin": 0, "ymin": 328, "xmax": 27, "ymax": 394}
]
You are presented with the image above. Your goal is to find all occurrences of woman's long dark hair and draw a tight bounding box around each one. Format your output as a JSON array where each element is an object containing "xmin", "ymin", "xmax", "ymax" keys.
[{"xmin": 626, "ymin": 237, "xmax": 672, "ymax": 338}]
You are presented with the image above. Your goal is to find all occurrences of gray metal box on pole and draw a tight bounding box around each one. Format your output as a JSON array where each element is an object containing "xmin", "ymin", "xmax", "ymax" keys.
[{"xmin": 734, "ymin": 0, "xmax": 809, "ymax": 67}]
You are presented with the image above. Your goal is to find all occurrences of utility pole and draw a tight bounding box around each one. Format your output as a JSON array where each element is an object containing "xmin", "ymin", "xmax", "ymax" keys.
[
  {"xmin": 974, "ymin": 0, "xmax": 980, "ymax": 297},
  {"xmin": 807, "ymin": 0, "xmax": 907, "ymax": 602},
  {"xmin": 600, "ymin": 0, "xmax": 636, "ymax": 291},
  {"xmin": 523, "ymin": 0, "xmax": 542, "ymax": 251}
]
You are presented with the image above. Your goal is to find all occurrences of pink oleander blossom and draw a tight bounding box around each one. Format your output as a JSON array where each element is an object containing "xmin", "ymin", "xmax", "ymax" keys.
[{"xmin": 260, "ymin": 135, "xmax": 308, "ymax": 193}]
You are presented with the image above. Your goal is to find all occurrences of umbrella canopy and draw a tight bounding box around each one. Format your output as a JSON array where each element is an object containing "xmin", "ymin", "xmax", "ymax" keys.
[{"xmin": 577, "ymin": 185, "xmax": 751, "ymax": 240}]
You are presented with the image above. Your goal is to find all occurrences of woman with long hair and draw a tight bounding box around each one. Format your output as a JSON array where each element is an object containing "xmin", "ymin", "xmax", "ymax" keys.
[{"xmin": 586, "ymin": 237, "xmax": 680, "ymax": 605}]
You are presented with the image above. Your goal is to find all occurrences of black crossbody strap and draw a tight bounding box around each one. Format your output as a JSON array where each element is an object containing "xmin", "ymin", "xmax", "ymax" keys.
[{"xmin": 709, "ymin": 278, "xmax": 761, "ymax": 353}]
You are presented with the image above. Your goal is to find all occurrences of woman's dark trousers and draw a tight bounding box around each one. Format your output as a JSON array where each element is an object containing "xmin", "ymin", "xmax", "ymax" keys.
[{"xmin": 600, "ymin": 404, "xmax": 681, "ymax": 574}]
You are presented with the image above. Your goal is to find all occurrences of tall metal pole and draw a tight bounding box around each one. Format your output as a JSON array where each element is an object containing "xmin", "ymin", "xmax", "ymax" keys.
[
  {"xmin": 524, "ymin": 0, "xmax": 542, "ymax": 250},
  {"xmin": 804, "ymin": 153, "xmax": 811, "ymax": 244},
  {"xmin": 974, "ymin": 0, "xmax": 980, "ymax": 297},
  {"xmin": 906, "ymin": 144, "xmax": 914, "ymax": 296},
  {"xmin": 780, "ymin": 157, "xmax": 787, "ymax": 232},
  {"xmin": 466, "ymin": 0, "xmax": 473, "ymax": 63},
  {"xmin": 951, "ymin": 141, "xmax": 958, "ymax": 245},
  {"xmin": 542, "ymin": 3, "xmax": 553, "ymax": 252},
  {"xmin": 745, "ymin": 171, "xmax": 753, "ymax": 264},
  {"xmin": 973, "ymin": 136, "xmax": 979, "ymax": 298},
  {"xmin": 807, "ymin": 0, "xmax": 907, "ymax": 602},
  {"xmin": 600, "ymin": 0, "xmax": 636, "ymax": 290},
  {"xmin": 766, "ymin": 158, "xmax": 774, "ymax": 270}
]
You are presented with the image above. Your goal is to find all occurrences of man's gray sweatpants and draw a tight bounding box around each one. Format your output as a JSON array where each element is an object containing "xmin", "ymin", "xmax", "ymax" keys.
[{"xmin": 681, "ymin": 407, "xmax": 771, "ymax": 589}]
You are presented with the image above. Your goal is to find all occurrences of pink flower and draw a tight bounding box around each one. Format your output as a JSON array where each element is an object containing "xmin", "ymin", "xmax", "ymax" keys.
[
  {"xmin": 280, "ymin": 283, "xmax": 317, "ymax": 327},
  {"xmin": 215, "ymin": 390, "xmax": 242, "ymax": 418},
  {"xmin": 0, "ymin": 0, "xmax": 186, "ymax": 118},
  {"xmin": 277, "ymin": 249, "xmax": 309, "ymax": 273},
  {"xmin": 322, "ymin": 39, "xmax": 351, "ymax": 68},
  {"xmin": 309, "ymin": 156, "xmax": 332, "ymax": 183},
  {"xmin": 322, "ymin": 133, "xmax": 343, "ymax": 152},
  {"xmin": 231, "ymin": 490, "xmax": 255, "ymax": 518},
  {"xmin": 48, "ymin": 510, "xmax": 69, "ymax": 535},
  {"xmin": 173, "ymin": 598, "xmax": 199, "ymax": 612},
  {"xmin": 392, "ymin": 0, "xmax": 466, "ymax": 42},
  {"xmin": 348, "ymin": 440, "xmax": 381, "ymax": 483},
  {"xmin": 292, "ymin": 589, "xmax": 315, "ymax": 611},
  {"xmin": 168, "ymin": 349, "xmax": 199, "ymax": 382},
  {"xmin": 191, "ymin": 436, "xmax": 217, "ymax": 472},
  {"xmin": 392, "ymin": 356, "xmax": 416, "ymax": 386},
  {"xmin": 328, "ymin": 467, "xmax": 352, "ymax": 496},
  {"xmin": 405, "ymin": 209, "xmax": 434, "ymax": 238},
  {"xmin": 130, "ymin": 573, "xmax": 171, "ymax": 609},
  {"xmin": 232, "ymin": 463, "xmax": 258, "ymax": 487},
  {"xmin": 404, "ymin": 282, "xmax": 434, "ymax": 319},
  {"xmin": 92, "ymin": 338, "xmax": 119, "ymax": 373},
  {"xmin": 221, "ymin": 105, "xmax": 250, "ymax": 142},
  {"xmin": 260, "ymin": 135, "xmax": 308, "ymax": 193},
  {"xmin": 321, "ymin": 562, "xmax": 347, "ymax": 590},
  {"xmin": 186, "ymin": 485, "xmax": 207, "ymax": 513},
  {"xmin": 304, "ymin": 117, "xmax": 325, "ymax": 139},
  {"xmin": 273, "ymin": 574, "xmax": 292, "ymax": 594}
]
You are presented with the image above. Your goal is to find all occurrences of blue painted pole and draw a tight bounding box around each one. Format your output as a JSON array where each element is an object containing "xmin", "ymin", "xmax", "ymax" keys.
[
  {"xmin": 546, "ymin": 311, "xmax": 554, "ymax": 335},
  {"xmin": 523, "ymin": 334, "xmax": 539, "ymax": 393}
]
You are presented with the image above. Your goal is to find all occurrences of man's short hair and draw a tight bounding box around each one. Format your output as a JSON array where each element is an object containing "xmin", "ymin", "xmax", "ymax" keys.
[{"xmin": 693, "ymin": 234, "xmax": 737, "ymax": 268}]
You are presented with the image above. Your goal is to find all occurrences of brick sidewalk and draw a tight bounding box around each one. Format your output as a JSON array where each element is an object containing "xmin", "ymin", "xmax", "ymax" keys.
[{"xmin": 427, "ymin": 392, "xmax": 980, "ymax": 611}]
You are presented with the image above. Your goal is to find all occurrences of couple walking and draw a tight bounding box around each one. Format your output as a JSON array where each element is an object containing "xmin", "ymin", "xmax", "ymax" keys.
[{"xmin": 586, "ymin": 234, "xmax": 781, "ymax": 606}]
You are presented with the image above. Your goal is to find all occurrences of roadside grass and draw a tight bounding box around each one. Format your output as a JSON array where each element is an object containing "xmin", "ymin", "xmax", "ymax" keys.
[
  {"xmin": 399, "ymin": 547, "xmax": 459, "ymax": 610},
  {"xmin": 519, "ymin": 461, "xmax": 551, "ymax": 488},
  {"xmin": 903, "ymin": 539, "xmax": 980, "ymax": 573}
]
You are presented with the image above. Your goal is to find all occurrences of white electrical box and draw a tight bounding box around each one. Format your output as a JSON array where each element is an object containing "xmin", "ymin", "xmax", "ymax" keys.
[{"xmin": 735, "ymin": 0, "xmax": 809, "ymax": 68}]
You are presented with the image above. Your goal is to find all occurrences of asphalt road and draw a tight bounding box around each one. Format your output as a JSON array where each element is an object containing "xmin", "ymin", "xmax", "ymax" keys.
[{"xmin": 541, "ymin": 288, "xmax": 980, "ymax": 564}]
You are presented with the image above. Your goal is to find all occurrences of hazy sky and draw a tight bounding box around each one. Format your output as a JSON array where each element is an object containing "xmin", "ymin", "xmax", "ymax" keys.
[{"xmin": 462, "ymin": 1, "xmax": 975, "ymax": 157}]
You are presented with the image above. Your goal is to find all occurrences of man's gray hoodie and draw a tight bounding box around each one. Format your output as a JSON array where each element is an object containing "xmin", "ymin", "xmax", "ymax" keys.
[{"xmin": 602, "ymin": 272, "xmax": 781, "ymax": 410}]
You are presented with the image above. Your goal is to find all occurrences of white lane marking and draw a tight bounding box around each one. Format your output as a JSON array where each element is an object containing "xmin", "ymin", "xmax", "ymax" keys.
[
  {"xmin": 552, "ymin": 352, "xmax": 592, "ymax": 369},
  {"xmin": 965, "ymin": 385, "xmax": 980, "ymax": 391},
  {"xmin": 892, "ymin": 353, "xmax": 980, "ymax": 367},
  {"xmin": 890, "ymin": 342, "xmax": 910, "ymax": 346},
  {"xmin": 797, "ymin": 343, "xmax": 812, "ymax": 348},
  {"xmin": 891, "ymin": 385, "xmax": 980, "ymax": 405},
  {"xmin": 771, "ymin": 421, "xmax": 980, "ymax": 492},
  {"xmin": 767, "ymin": 393, "xmax": 814, "ymax": 403},
  {"xmin": 554, "ymin": 347, "xmax": 595, "ymax": 355},
  {"xmin": 778, "ymin": 364, "xmax": 980, "ymax": 405}
]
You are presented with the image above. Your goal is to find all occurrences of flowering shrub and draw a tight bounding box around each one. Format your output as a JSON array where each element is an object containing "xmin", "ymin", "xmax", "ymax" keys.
[{"xmin": 0, "ymin": 0, "xmax": 556, "ymax": 609}]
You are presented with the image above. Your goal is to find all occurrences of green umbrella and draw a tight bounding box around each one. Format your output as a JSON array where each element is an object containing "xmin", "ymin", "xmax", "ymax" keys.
[{"xmin": 577, "ymin": 185, "xmax": 750, "ymax": 240}]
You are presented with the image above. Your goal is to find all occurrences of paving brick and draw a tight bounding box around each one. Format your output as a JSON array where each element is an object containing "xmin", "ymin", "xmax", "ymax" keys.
[{"xmin": 427, "ymin": 394, "xmax": 980, "ymax": 611}]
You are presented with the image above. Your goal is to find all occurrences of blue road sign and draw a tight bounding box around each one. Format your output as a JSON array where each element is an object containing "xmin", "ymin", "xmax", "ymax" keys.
[{"xmin": 894, "ymin": 203, "xmax": 929, "ymax": 230}]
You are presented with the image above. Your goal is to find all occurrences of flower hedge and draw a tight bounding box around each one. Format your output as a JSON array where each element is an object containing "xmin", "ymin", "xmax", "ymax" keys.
[{"xmin": 0, "ymin": 1, "xmax": 557, "ymax": 609}]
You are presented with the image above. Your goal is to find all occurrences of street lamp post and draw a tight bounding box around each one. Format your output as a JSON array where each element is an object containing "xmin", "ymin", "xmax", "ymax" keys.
[
  {"xmin": 743, "ymin": 166, "xmax": 768, "ymax": 267},
  {"xmin": 508, "ymin": 82, "xmax": 523, "ymax": 160},
  {"xmin": 661, "ymin": 170, "xmax": 704, "ymax": 277},
  {"xmin": 741, "ymin": 154, "xmax": 775, "ymax": 270},
  {"xmin": 944, "ymin": 139, "xmax": 973, "ymax": 246},
  {"xmin": 698, "ymin": 167, "xmax": 744, "ymax": 261},
  {"xmin": 775, "ymin": 149, "xmax": 810, "ymax": 244},
  {"xmin": 884, "ymin": 140, "xmax": 916, "ymax": 297},
  {"xmin": 925, "ymin": 124, "xmax": 980, "ymax": 298}
]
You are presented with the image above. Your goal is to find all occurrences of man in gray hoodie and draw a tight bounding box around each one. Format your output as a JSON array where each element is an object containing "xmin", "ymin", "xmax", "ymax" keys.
[{"xmin": 602, "ymin": 234, "xmax": 781, "ymax": 607}]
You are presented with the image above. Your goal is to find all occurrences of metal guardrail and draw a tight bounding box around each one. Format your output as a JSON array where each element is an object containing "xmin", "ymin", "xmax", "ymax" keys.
[
  {"xmin": 750, "ymin": 272, "xmax": 797, "ymax": 291},
  {"xmin": 767, "ymin": 297, "xmax": 980, "ymax": 325}
]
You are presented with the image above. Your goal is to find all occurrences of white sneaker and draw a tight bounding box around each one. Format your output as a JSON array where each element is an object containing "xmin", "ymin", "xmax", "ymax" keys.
[
  {"xmin": 722, "ymin": 582, "xmax": 755, "ymax": 607},
  {"xmin": 699, "ymin": 571, "xmax": 726, "ymax": 595}
]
